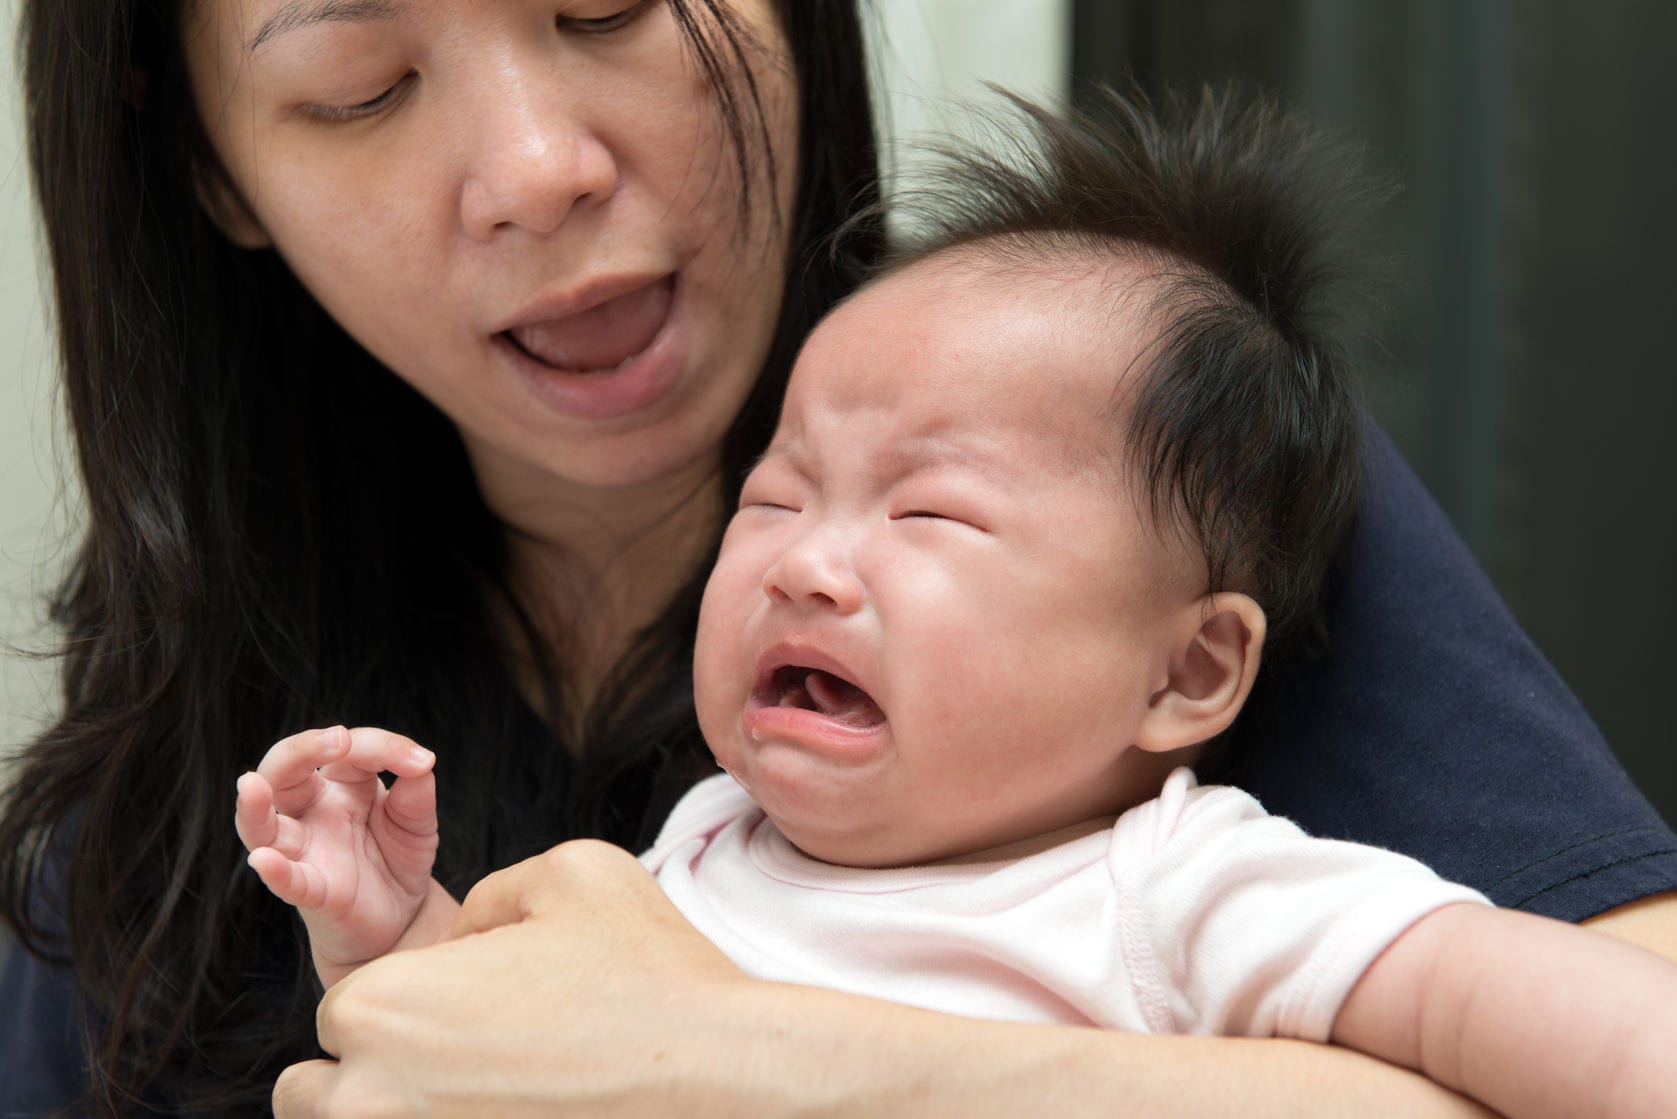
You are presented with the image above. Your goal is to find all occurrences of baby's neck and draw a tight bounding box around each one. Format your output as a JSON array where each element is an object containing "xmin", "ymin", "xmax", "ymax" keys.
[{"xmin": 924, "ymin": 815, "xmax": 1120, "ymax": 867}]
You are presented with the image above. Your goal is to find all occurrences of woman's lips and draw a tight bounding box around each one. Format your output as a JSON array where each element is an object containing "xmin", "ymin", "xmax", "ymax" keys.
[
  {"xmin": 506, "ymin": 276, "xmax": 673, "ymax": 371},
  {"xmin": 496, "ymin": 275, "xmax": 685, "ymax": 421}
]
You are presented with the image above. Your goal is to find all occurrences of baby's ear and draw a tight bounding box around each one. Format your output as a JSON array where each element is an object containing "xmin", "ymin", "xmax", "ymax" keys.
[
  {"xmin": 196, "ymin": 164, "xmax": 271, "ymax": 249},
  {"xmin": 1135, "ymin": 593, "xmax": 1266, "ymax": 754}
]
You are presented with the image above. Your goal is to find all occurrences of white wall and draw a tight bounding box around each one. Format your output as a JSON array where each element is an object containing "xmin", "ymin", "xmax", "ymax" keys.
[
  {"xmin": 1, "ymin": 0, "xmax": 68, "ymax": 772},
  {"xmin": 864, "ymin": 0, "xmax": 1070, "ymax": 183}
]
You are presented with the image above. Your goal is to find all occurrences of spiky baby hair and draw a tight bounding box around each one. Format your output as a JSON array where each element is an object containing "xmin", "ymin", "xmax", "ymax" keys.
[{"xmin": 885, "ymin": 84, "xmax": 1379, "ymax": 659}]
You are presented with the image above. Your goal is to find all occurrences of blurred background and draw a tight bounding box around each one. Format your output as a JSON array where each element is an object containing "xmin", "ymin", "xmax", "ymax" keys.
[
  {"xmin": 1065, "ymin": 0, "xmax": 1677, "ymax": 826},
  {"xmin": 3, "ymin": 0, "xmax": 1672, "ymax": 832}
]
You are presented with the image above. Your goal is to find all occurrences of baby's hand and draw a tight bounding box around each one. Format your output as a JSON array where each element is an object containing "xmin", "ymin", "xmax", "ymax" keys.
[{"xmin": 235, "ymin": 726, "xmax": 439, "ymax": 988}]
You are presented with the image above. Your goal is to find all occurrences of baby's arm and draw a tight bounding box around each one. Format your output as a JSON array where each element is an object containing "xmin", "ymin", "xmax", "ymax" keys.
[
  {"xmin": 234, "ymin": 726, "xmax": 462, "ymax": 988},
  {"xmin": 1332, "ymin": 903, "xmax": 1677, "ymax": 1117}
]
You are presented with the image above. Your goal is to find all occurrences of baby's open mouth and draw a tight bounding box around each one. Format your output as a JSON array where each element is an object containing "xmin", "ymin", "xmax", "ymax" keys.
[{"xmin": 762, "ymin": 665, "xmax": 886, "ymax": 729}]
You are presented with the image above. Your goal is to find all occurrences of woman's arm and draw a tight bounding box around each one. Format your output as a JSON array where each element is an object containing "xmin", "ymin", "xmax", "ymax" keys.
[
  {"xmin": 1583, "ymin": 890, "xmax": 1677, "ymax": 962},
  {"xmin": 272, "ymin": 842, "xmax": 1492, "ymax": 1118},
  {"xmin": 1236, "ymin": 421, "xmax": 1677, "ymax": 920}
]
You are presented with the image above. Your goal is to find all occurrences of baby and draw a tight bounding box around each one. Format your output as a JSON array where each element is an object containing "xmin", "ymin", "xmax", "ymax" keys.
[{"xmin": 236, "ymin": 90, "xmax": 1677, "ymax": 1117}]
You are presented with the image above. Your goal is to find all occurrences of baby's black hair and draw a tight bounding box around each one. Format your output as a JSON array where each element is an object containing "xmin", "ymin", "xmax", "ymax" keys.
[{"xmin": 886, "ymin": 84, "xmax": 1377, "ymax": 659}]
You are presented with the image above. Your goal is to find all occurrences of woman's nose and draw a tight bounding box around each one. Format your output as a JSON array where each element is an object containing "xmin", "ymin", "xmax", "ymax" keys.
[
  {"xmin": 458, "ymin": 65, "xmax": 619, "ymax": 241},
  {"xmin": 762, "ymin": 525, "xmax": 865, "ymax": 615}
]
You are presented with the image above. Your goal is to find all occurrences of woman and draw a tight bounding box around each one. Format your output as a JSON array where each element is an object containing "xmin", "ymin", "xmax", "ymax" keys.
[{"xmin": 3, "ymin": 1, "xmax": 1673, "ymax": 1116}]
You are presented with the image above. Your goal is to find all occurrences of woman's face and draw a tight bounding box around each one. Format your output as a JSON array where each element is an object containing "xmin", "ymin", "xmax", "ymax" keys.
[{"xmin": 184, "ymin": 0, "xmax": 797, "ymax": 519}]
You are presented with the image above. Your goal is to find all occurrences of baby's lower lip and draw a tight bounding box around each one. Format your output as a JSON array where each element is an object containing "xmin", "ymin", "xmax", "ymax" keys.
[{"xmin": 743, "ymin": 695, "xmax": 889, "ymax": 758}]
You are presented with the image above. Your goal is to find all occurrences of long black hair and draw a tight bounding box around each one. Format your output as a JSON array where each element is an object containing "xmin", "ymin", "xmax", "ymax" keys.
[{"xmin": 0, "ymin": 1, "xmax": 883, "ymax": 1114}]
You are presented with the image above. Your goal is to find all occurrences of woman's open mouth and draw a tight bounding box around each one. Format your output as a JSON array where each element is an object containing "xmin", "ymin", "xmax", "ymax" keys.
[
  {"xmin": 503, "ymin": 275, "xmax": 674, "ymax": 372},
  {"xmin": 497, "ymin": 275, "xmax": 684, "ymax": 420}
]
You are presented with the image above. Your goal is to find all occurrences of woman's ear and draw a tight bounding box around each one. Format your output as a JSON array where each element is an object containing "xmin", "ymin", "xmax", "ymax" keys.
[
  {"xmin": 196, "ymin": 164, "xmax": 271, "ymax": 249},
  {"xmin": 1135, "ymin": 593, "xmax": 1266, "ymax": 753}
]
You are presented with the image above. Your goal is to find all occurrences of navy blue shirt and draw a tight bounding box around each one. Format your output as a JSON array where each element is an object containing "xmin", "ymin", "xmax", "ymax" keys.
[
  {"xmin": 1236, "ymin": 422, "xmax": 1677, "ymax": 919},
  {"xmin": 1, "ymin": 934, "xmax": 85, "ymax": 1118},
  {"xmin": 5, "ymin": 422, "xmax": 1675, "ymax": 1114}
]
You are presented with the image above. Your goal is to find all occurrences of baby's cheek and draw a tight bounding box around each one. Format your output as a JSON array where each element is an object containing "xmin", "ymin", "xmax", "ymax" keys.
[{"xmin": 691, "ymin": 657, "xmax": 738, "ymax": 769}]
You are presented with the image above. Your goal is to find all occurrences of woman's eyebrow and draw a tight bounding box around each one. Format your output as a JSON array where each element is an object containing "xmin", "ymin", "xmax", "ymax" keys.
[{"xmin": 248, "ymin": 0, "xmax": 404, "ymax": 53}]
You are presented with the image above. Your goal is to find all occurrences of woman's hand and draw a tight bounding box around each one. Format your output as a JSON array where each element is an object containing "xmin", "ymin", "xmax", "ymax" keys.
[
  {"xmin": 272, "ymin": 839, "xmax": 1495, "ymax": 1119},
  {"xmin": 236, "ymin": 726, "xmax": 441, "ymax": 987},
  {"xmin": 1583, "ymin": 889, "xmax": 1677, "ymax": 963},
  {"xmin": 272, "ymin": 839, "xmax": 762, "ymax": 1117}
]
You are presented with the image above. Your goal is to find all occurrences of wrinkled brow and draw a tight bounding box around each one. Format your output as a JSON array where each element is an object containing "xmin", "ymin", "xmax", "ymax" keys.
[
  {"xmin": 248, "ymin": 0, "xmax": 403, "ymax": 52},
  {"xmin": 879, "ymin": 436, "xmax": 992, "ymax": 475}
]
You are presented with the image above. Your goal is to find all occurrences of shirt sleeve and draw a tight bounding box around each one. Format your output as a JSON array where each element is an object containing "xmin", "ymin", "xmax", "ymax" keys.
[
  {"xmin": 1, "ymin": 829, "xmax": 89, "ymax": 1118},
  {"xmin": 1232, "ymin": 418, "xmax": 1677, "ymax": 921},
  {"xmin": 0, "ymin": 935, "xmax": 87, "ymax": 1118},
  {"xmin": 1111, "ymin": 772, "xmax": 1489, "ymax": 1043}
]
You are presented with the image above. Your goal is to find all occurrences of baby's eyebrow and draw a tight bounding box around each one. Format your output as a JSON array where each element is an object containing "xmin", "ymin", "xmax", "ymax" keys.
[
  {"xmin": 248, "ymin": 0, "xmax": 404, "ymax": 53},
  {"xmin": 743, "ymin": 444, "xmax": 795, "ymax": 476},
  {"xmin": 881, "ymin": 437, "xmax": 1012, "ymax": 485}
]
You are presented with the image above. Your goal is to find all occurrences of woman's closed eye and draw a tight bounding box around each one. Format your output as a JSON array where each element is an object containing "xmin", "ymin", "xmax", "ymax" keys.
[
  {"xmin": 301, "ymin": 72, "xmax": 417, "ymax": 123},
  {"xmin": 559, "ymin": 0, "xmax": 655, "ymax": 35}
]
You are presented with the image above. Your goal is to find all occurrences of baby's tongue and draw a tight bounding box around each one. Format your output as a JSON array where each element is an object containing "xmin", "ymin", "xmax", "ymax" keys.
[
  {"xmin": 509, "ymin": 279, "xmax": 671, "ymax": 371},
  {"xmin": 804, "ymin": 670, "xmax": 885, "ymax": 728}
]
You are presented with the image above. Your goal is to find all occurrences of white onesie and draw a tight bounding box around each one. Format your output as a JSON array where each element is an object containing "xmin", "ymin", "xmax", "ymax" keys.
[{"xmin": 641, "ymin": 768, "xmax": 1488, "ymax": 1040}]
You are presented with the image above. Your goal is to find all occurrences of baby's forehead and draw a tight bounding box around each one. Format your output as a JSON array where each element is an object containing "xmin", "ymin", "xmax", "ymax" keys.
[
  {"xmin": 794, "ymin": 253, "xmax": 1170, "ymax": 479},
  {"xmin": 885, "ymin": 236, "xmax": 1178, "ymax": 321},
  {"xmin": 887, "ymin": 245, "xmax": 1170, "ymax": 414}
]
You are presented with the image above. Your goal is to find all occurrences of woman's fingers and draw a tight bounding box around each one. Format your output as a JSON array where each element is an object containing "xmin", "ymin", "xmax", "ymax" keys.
[
  {"xmin": 446, "ymin": 844, "xmax": 577, "ymax": 937},
  {"xmin": 448, "ymin": 839, "xmax": 673, "ymax": 938},
  {"xmin": 281, "ymin": 843, "xmax": 746, "ymax": 1117},
  {"xmin": 271, "ymin": 1058, "xmax": 340, "ymax": 1119}
]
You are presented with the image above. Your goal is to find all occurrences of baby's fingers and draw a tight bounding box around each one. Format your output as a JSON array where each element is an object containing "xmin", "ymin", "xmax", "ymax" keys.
[
  {"xmin": 246, "ymin": 846, "xmax": 330, "ymax": 911},
  {"xmin": 376, "ymin": 769, "xmax": 440, "ymax": 890},
  {"xmin": 382, "ymin": 769, "xmax": 438, "ymax": 838},
  {"xmin": 258, "ymin": 726, "xmax": 353, "ymax": 815},
  {"xmin": 234, "ymin": 772, "xmax": 281, "ymax": 852},
  {"xmin": 318, "ymin": 727, "xmax": 435, "ymax": 786},
  {"xmin": 234, "ymin": 774, "xmax": 314, "ymax": 863}
]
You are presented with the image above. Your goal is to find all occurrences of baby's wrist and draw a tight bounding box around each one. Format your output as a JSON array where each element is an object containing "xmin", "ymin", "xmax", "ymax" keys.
[{"xmin": 394, "ymin": 878, "xmax": 461, "ymax": 953}]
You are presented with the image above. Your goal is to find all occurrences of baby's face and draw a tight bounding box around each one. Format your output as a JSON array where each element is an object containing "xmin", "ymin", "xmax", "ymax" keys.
[{"xmin": 695, "ymin": 249, "xmax": 1207, "ymax": 867}]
